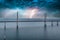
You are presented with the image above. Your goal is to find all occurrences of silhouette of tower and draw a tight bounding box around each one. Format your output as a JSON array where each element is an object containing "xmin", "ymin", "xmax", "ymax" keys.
[
  {"xmin": 17, "ymin": 11, "xmax": 18, "ymax": 30},
  {"xmin": 44, "ymin": 13, "xmax": 47, "ymax": 28}
]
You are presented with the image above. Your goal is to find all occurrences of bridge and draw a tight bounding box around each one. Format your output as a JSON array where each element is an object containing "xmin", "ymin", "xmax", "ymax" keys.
[
  {"xmin": 0, "ymin": 18, "xmax": 60, "ymax": 22},
  {"xmin": 0, "ymin": 12, "xmax": 60, "ymax": 40}
]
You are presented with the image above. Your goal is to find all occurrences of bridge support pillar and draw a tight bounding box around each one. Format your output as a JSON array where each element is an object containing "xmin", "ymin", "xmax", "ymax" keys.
[
  {"xmin": 17, "ymin": 25, "xmax": 18, "ymax": 30},
  {"xmin": 44, "ymin": 21, "xmax": 47, "ymax": 28},
  {"xmin": 57, "ymin": 21, "xmax": 58, "ymax": 26},
  {"xmin": 51, "ymin": 21, "xmax": 53, "ymax": 27},
  {"xmin": 44, "ymin": 13, "xmax": 47, "ymax": 29}
]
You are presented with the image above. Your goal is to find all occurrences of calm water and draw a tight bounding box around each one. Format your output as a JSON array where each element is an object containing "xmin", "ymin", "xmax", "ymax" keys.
[{"xmin": 0, "ymin": 22, "xmax": 60, "ymax": 40}]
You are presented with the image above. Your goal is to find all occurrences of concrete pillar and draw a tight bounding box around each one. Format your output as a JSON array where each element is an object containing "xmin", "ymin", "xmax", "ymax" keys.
[
  {"xmin": 51, "ymin": 21, "xmax": 53, "ymax": 27},
  {"xmin": 44, "ymin": 21, "xmax": 46, "ymax": 28},
  {"xmin": 57, "ymin": 21, "xmax": 58, "ymax": 26}
]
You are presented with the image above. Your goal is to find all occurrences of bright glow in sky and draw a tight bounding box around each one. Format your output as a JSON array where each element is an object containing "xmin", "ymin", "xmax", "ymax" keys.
[{"xmin": 22, "ymin": 8, "xmax": 39, "ymax": 18}]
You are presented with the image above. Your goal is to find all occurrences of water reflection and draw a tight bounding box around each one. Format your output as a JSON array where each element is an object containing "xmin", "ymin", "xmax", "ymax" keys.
[
  {"xmin": 4, "ymin": 22, "xmax": 6, "ymax": 40},
  {"xmin": 44, "ymin": 26, "xmax": 47, "ymax": 40},
  {"xmin": 0, "ymin": 22, "xmax": 60, "ymax": 40},
  {"xmin": 15, "ymin": 29, "xmax": 19, "ymax": 40}
]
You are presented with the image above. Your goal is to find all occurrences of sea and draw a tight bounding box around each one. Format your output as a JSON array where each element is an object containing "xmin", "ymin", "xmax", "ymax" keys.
[{"xmin": 0, "ymin": 18, "xmax": 60, "ymax": 40}]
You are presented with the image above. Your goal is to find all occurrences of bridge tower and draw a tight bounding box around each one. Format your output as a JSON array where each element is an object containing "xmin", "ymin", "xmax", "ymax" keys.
[
  {"xmin": 17, "ymin": 11, "xmax": 18, "ymax": 30},
  {"xmin": 44, "ymin": 13, "xmax": 47, "ymax": 28}
]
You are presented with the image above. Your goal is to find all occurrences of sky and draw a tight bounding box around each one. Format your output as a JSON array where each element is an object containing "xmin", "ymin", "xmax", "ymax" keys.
[{"xmin": 0, "ymin": 0, "xmax": 60, "ymax": 18}]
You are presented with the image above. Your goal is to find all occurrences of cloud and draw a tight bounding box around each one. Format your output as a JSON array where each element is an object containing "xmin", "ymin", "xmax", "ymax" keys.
[{"xmin": 0, "ymin": 0, "xmax": 60, "ymax": 18}]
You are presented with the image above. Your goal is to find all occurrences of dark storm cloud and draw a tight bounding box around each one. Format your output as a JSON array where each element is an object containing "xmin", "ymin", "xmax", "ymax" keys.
[
  {"xmin": 0, "ymin": 0, "xmax": 33, "ymax": 8},
  {"xmin": 0, "ymin": 0, "xmax": 60, "ymax": 10},
  {"xmin": 45, "ymin": 0, "xmax": 60, "ymax": 10},
  {"xmin": 0, "ymin": 0, "xmax": 16, "ymax": 8}
]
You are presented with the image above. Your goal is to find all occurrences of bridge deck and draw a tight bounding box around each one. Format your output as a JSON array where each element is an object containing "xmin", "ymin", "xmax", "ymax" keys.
[{"xmin": 0, "ymin": 19, "xmax": 60, "ymax": 22}]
